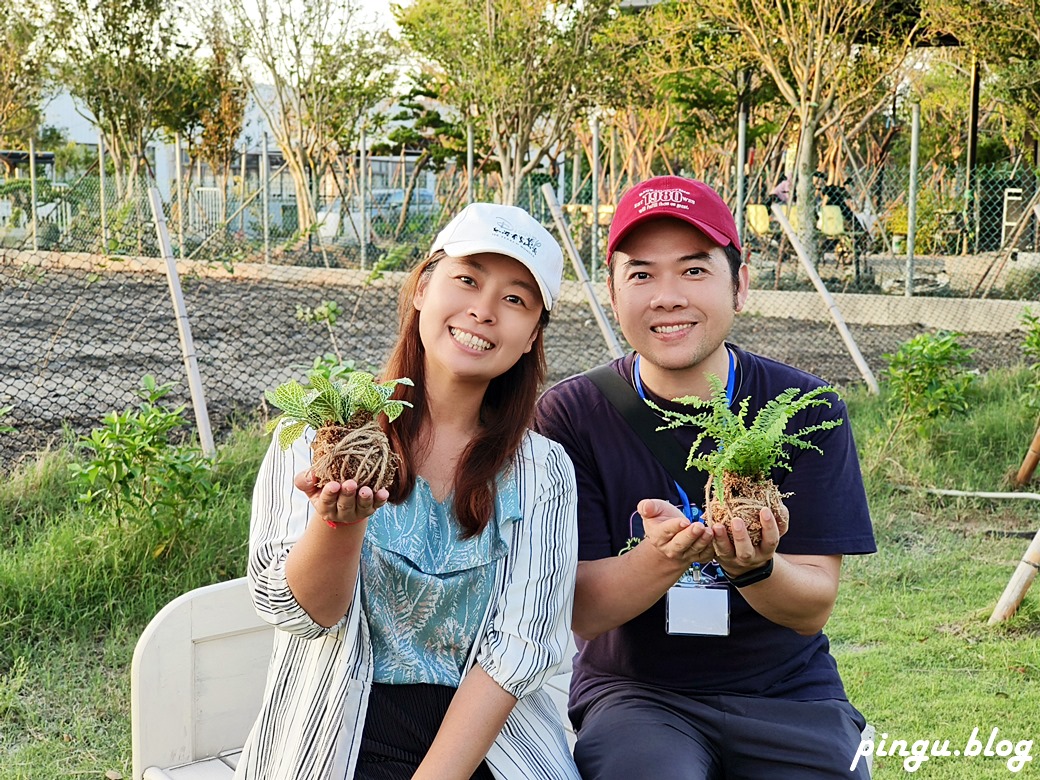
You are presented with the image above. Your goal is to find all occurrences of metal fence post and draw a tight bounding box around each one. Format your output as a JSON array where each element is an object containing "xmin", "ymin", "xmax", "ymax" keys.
[
  {"xmin": 735, "ymin": 69, "xmax": 749, "ymax": 244},
  {"xmin": 99, "ymin": 130, "xmax": 109, "ymax": 252},
  {"xmin": 239, "ymin": 141, "xmax": 248, "ymax": 234},
  {"xmin": 591, "ymin": 114, "xmax": 600, "ymax": 281},
  {"xmin": 360, "ymin": 127, "xmax": 368, "ymax": 270},
  {"xmin": 262, "ymin": 132, "xmax": 270, "ymax": 264},
  {"xmin": 906, "ymin": 102, "xmax": 921, "ymax": 297},
  {"xmin": 557, "ymin": 148, "xmax": 566, "ymax": 205},
  {"xmin": 467, "ymin": 122, "xmax": 474, "ymax": 205},
  {"xmin": 29, "ymin": 136, "xmax": 38, "ymax": 251},
  {"xmin": 175, "ymin": 133, "xmax": 185, "ymax": 258}
]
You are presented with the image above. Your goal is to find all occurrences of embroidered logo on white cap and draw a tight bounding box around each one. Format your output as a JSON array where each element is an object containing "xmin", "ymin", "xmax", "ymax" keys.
[{"xmin": 430, "ymin": 203, "xmax": 563, "ymax": 310}]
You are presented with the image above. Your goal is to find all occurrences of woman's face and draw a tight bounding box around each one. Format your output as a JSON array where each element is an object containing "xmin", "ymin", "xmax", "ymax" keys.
[{"xmin": 413, "ymin": 252, "xmax": 544, "ymax": 386}]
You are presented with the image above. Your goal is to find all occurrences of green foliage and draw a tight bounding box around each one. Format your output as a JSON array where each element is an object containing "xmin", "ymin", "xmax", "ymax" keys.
[
  {"xmin": 306, "ymin": 353, "xmax": 361, "ymax": 382},
  {"xmin": 0, "ymin": 405, "xmax": 15, "ymax": 434},
  {"xmin": 265, "ymin": 370, "xmax": 414, "ymax": 449},
  {"xmin": 881, "ymin": 331, "xmax": 977, "ymax": 430},
  {"xmin": 296, "ymin": 299, "xmax": 342, "ymax": 327},
  {"xmin": 650, "ymin": 374, "xmax": 843, "ymax": 498},
  {"xmin": 0, "ymin": 3, "xmax": 51, "ymax": 148},
  {"xmin": 0, "ymin": 657, "xmax": 29, "ymax": 725},
  {"xmin": 395, "ymin": 0, "xmax": 614, "ymax": 202},
  {"xmin": 68, "ymin": 375, "xmax": 219, "ymax": 548},
  {"xmin": 296, "ymin": 300, "xmax": 344, "ymax": 360},
  {"xmin": 881, "ymin": 188, "xmax": 960, "ymax": 253},
  {"xmin": 1023, "ymin": 308, "xmax": 1040, "ymax": 370}
]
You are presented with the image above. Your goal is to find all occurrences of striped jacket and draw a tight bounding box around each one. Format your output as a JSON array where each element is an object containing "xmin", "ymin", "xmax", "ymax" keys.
[{"xmin": 234, "ymin": 428, "xmax": 581, "ymax": 780}]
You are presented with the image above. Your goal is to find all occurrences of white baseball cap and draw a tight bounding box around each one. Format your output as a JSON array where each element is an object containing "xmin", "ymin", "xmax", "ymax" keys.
[{"xmin": 430, "ymin": 203, "xmax": 563, "ymax": 310}]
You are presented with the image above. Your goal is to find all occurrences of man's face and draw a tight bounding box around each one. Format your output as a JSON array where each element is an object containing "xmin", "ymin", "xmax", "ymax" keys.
[{"xmin": 609, "ymin": 217, "xmax": 749, "ymax": 396}]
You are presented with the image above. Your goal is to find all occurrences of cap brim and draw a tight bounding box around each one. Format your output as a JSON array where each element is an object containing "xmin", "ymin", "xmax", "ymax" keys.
[{"xmin": 610, "ymin": 213, "xmax": 740, "ymax": 257}]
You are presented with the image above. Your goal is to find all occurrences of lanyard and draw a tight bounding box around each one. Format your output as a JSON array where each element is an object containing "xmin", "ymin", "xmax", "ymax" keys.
[{"xmin": 633, "ymin": 348, "xmax": 735, "ymax": 524}]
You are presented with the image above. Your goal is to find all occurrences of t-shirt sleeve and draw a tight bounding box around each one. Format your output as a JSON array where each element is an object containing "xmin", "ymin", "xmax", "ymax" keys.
[{"xmin": 535, "ymin": 380, "xmax": 615, "ymax": 561}]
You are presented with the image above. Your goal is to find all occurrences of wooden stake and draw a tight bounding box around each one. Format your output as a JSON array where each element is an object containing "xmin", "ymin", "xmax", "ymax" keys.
[
  {"xmin": 1015, "ymin": 423, "xmax": 1040, "ymax": 486},
  {"xmin": 989, "ymin": 528, "xmax": 1040, "ymax": 624}
]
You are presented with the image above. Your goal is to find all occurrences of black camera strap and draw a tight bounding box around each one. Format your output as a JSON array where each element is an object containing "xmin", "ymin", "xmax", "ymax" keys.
[{"xmin": 584, "ymin": 364, "xmax": 708, "ymax": 503}]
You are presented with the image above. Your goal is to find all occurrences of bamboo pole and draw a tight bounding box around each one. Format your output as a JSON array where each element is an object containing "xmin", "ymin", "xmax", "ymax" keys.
[
  {"xmin": 147, "ymin": 187, "xmax": 216, "ymax": 458},
  {"xmin": 903, "ymin": 487, "xmax": 1040, "ymax": 624},
  {"xmin": 990, "ymin": 528, "xmax": 1040, "ymax": 624},
  {"xmin": 541, "ymin": 183, "xmax": 624, "ymax": 360},
  {"xmin": 771, "ymin": 204, "xmax": 880, "ymax": 394},
  {"xmin": 1015, "ymin": 423, "xmax": 1040, "ymax": 486}
]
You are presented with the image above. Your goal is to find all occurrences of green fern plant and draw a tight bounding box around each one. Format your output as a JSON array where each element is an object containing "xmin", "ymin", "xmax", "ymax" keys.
[
  {"xmin": 265, "ymin": 370, "xmax": 413, "ymax": 491},
  {"xmin": 650, "ymin": 374, "xmax": 843, "ymax": 545}
]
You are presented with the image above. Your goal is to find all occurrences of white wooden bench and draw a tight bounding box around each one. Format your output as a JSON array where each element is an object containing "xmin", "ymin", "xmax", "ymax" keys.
[
  {"xmin": 131, "ymin": 578, "xmax": 869, "ymax": 779},
  {"xmin": 130, "ymin": 577, "xmax": 575, "ymax": 780}
]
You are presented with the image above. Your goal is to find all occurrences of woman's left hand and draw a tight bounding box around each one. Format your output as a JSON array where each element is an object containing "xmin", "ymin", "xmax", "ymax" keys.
[{"xmin": 294, "ymin": 470, "xmax": 389, "ymax": 527}]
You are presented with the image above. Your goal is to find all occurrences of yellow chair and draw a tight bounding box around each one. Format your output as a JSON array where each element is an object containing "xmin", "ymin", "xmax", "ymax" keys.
[
  {"xmin": 780, "ymin": 205, "xmax": 800, "ymax": 234},
  {"xmin": 746, "ymin": 204, "xmax": 770, "ymax": 235},
  {"xmin": 819, "ymin": 205, "xmax": 845, "ymax": 236}
]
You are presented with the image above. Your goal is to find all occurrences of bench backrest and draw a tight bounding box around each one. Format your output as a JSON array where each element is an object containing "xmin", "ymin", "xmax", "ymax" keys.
[{"xmin": 130, "ymin": 577, "xmax": 273, "ymax": 779}]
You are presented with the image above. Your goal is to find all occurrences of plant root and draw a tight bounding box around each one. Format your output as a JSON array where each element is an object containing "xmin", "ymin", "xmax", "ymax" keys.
[
  {"xmin": 310, "ymin": 414, "xmax": 399, "ymax": 492},
  {"xmin": 706, "ymin": 473, "xmax": 790, "ymax": 546}
]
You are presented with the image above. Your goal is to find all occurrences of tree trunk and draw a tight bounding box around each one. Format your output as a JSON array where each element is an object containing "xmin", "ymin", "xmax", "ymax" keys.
[
  {"xmin": 794, "ymin": 110, "xmax": 819, "ymax": 265},
  {"xmin": 394, "ymin": 149, "xmax": 430, "ymax": 241}
]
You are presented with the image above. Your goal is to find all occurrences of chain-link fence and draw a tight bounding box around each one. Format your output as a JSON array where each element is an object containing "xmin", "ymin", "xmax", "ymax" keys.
[{"xmin": 2, "ymin": 152, "xmax": 1037, "ymax": 471}]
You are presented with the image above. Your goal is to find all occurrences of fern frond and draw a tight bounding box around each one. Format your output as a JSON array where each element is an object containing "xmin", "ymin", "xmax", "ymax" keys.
[{"xmin": 651, "ymin": 373, "xmax": 843, "ymax": 480}]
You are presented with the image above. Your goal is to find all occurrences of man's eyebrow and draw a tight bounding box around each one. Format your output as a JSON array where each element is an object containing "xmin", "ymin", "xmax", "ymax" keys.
[{"xmin": 621, "ymin": 251, "xmax": 716, "ymax": 267}]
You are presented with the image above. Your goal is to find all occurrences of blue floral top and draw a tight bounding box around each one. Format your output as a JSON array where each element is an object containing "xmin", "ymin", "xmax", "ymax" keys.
[{"xmin": 361, "ymin": 474, "xmax": 519, "ymax": 685}]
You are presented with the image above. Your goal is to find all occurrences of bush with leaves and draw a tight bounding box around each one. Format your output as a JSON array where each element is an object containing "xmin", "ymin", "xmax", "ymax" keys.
[
  {"xmin": 69, "ymin": 375, "xmax": 219, "ymax": 551},
  {"xmin": 651, "ymin": 375, "xmax": 842, "ymax": 545},
  {"xmin": 881, "ymin": 331, "xmax": 977, "ymax": 445},
  {"xmin": 266, "ymin": 370, "xmax": 412, "ymax": 491},
  {"xmin": 296, "ymin": 300, "xmax": 345, "ymax": 362},
  {"xmin": 1022, "ymin": 308, "xmax": 1040, "ymax": 370},
  {"xmin": 0, "ymin": 405, "xmax": 15, "ymax": 435}
]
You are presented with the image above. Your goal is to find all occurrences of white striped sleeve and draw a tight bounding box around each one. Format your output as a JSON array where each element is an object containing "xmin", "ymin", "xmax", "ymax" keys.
[
  {"xmin": 478, "ymin": 434, "xmax": 579, "ymax": 699},
  {"xmin": 247, "ymin": 426, "xmax": 348, "ymax": 639}
]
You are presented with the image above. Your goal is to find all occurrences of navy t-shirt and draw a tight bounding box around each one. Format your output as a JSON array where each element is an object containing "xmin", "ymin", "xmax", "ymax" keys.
[{"xmin": 534, "ymin": 345, "xmax": 876, "ymax": 721}]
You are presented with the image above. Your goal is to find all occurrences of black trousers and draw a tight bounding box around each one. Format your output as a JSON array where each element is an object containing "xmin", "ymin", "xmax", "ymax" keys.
[
  {"xmin": 573, "ymin": 683, "xmax": 871, "ymax": 780},
  {"xmin": 355, "ymin": 682, "xmax": 496, "ymax": 780}
]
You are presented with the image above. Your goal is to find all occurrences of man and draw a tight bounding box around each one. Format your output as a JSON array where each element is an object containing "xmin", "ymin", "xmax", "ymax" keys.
[{"xmin": 535, "ymin": 175, "xmax": 876, "ymax": 779}]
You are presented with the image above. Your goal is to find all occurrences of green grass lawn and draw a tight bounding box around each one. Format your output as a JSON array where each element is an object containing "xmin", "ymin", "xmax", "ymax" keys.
[{"xmin": 2, "ymin": 368, "xmax": 1039, "ymax": 779}]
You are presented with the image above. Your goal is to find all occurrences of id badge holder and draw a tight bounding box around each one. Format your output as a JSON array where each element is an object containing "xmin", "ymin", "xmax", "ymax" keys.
[{"xmin": 666, "ymin": 580, "xmax": 730, "ymax": 636}]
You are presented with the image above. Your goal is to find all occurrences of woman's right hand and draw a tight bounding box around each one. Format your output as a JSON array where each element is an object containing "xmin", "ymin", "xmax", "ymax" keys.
[{"xmin": 294, "ymin": 470, "xmax": 389, "ymax": 527}]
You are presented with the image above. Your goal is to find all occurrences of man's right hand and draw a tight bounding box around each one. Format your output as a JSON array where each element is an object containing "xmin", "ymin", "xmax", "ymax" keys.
[{"xmin": 636, "ymin": 498, "xmax": 716, "ymax": 571}]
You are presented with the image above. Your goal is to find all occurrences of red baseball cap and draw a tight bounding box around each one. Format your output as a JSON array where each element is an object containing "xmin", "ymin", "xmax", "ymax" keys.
[{"xmin": 606, "ymin": 175, "xmax": 742, "ymax": 259}]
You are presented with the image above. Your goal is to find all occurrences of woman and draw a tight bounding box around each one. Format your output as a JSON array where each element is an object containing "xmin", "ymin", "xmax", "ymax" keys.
[{"xmin": 235, "ymin": 203, "xmax": 580, "ymax": 780}]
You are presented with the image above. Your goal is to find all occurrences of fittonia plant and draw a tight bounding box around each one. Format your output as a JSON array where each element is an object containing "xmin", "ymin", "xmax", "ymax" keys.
[{"xmin": 265, "ymin": 370, "xmax": 413, "ymax": 492}]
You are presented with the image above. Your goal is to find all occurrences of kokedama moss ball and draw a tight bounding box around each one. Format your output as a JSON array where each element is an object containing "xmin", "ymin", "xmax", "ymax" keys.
[
  {"xmin": 707, "ymin": 473, "xmax": 790, "ymax": 546},
  {"xmin": 310, "ymin": 413, "xmax": 400, "ymax": 492}
]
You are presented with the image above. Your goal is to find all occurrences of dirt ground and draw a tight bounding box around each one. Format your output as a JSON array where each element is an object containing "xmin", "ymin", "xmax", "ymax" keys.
[{"xmin": 0, "ymin": 263, "xmax": 1029, "ymax": 470}]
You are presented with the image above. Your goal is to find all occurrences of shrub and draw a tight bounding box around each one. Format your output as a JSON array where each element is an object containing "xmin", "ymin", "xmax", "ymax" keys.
[
  {"xmin": 880, "ymin": 330, "xmax": 977, "ymax": 442},
  {"xmin": 68, "ymin": 375, "xmax": 219, "ymax": 550}
]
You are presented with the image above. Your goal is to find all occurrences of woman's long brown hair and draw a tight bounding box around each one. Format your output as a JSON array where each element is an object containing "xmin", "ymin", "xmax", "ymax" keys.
[{"xmin": 382, "ymin": 251, "xmax": 549, "ymax": 539}]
